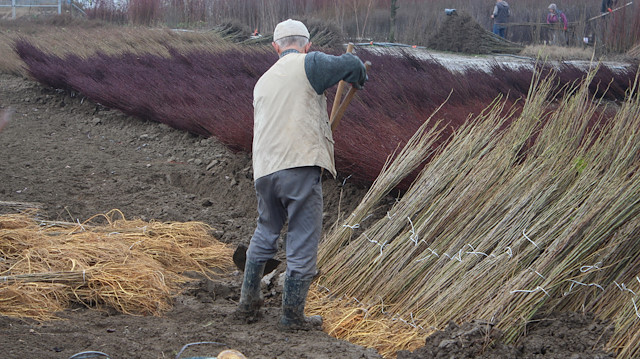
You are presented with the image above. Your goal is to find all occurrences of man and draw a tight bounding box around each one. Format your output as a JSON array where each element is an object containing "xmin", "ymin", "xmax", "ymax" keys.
[
  {"xmin": 546, "ymin": 4, "xmax": 568, "ymax": 45},
  {"xmin": 491, "ymin": 0, "xmax": 510, "ymax": 38},
  {"xmin": 235, "ymin": 19, "xmax": 367, "ymax": 331}
]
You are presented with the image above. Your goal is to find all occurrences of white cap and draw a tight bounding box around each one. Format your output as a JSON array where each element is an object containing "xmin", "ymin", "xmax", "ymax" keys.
[
  {"xmin": 548, "ymin": 3, "xmax": 557, "ymax": 10},
  {"xmin": 273, "ymin": 19, "xmax": 309, "ymax": 42}
]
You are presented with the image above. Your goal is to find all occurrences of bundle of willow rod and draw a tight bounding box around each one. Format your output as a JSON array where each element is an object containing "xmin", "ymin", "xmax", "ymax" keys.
[
  {"xmin": 0, "ymin": 210, "xmax": 234, "ymax": 320},
  {"xmin": 306, "ymin": 286, "xmax": 427, "ymax": 358},
  {"xmin": 315, "ymin": 66, "xmax": 640, "ymax": 358}
]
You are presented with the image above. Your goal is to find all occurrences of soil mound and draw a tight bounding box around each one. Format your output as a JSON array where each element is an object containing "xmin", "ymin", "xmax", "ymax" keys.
[
  {"xmin": 398, "ymin": 312, "xmax": 615, "ymax": 359},
  {"xmin": 427, "ymin": 12, "xmax": 523, "ymax": 54}
]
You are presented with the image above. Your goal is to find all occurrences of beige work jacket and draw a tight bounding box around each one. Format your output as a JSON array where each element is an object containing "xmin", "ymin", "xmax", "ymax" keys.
[{"xmin": 252, "ymin": 53, "xmax": 336, "ymax": 181}]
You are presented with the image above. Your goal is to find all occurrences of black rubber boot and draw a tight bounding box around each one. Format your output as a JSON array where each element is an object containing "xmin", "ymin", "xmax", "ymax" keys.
[
  {"xmin": 277, "ymin": 275, "xmax": 323, "ymax": 332},
  {"xmin": 234, "ymin": 259, "xmax": 266, "ymax": 323}
]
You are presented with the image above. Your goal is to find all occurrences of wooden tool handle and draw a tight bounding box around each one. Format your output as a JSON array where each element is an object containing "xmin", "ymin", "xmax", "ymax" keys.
[
  {"xmin": 329, "ymin": 43, "xmax": 354, "ymax": 122},
  {"xmin": 330, "ymin": 61, "xmax": 371, "ymax": 132}
]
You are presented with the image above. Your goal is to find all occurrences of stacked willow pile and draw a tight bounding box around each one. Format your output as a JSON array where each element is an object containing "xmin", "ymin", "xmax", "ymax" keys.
[
  {"xmin": 313, "ymin": 69, "xmax": 640, "ymax": 358},
  {"xmin": 427, "ymin": 12, "xmax": 524, "ymax": 54},
  {"xmin": 212, "ymin": 19, "xmax": 343, "ymax": 49},
  {"xmin": 629, "ymin": 43, "xmax": 640, "ymax": 59},
  {"xmin": 0, "ymin": 209, "xmax": 234, "ymax": 320}
]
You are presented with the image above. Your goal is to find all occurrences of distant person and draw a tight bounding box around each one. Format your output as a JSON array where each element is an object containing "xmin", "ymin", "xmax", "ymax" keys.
[
  {"xmin": 547, "ymin": 4, "xmax": 568, "ymax": 45},
  {"xmin": 491, "ymin": 0, "xmax": 510, "ymax": 38},
  {"xmin": 601, "ymin": 0, "xmax": 616, "ymax": 14}
]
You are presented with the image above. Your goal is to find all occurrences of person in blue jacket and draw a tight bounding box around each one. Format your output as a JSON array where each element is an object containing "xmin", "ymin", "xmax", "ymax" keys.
[{"xmin": 491, "ymin": 0, "xmax": 511, "ymax": 38}]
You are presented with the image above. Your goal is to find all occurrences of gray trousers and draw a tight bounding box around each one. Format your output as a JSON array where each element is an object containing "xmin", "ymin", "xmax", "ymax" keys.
[{"xmin": 247, "ymin": 166, "xmax": 323, "ymax": 280}]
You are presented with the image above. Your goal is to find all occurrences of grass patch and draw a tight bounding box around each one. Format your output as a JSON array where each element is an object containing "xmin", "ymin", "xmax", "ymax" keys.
[
  {"xmin": 0, "ymin": 19, "xmax": 234, "ymax": 75},
  {"xmin": 520, "ymin": 44, "xmax": 600, "ymax": 61}
]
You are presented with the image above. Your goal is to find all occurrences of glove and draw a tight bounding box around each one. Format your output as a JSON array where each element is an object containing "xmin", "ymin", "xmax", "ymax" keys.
[
  {"xmin": 564, "ymin": 26, "xmax": 567, "ymax": 31},
  {"xmin": 352, "ymin": 73, "xmax": 368, "ymax": 90},
  {"xmin": 607, "ymin": 7, "xmax": 613, "ymax": 12},
  {"xmin": 352, "ymin": 61, "xmax": 368, "ymax": 90}
]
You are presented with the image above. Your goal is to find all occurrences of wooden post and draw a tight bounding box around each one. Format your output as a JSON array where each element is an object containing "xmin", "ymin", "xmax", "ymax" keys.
[
  {"xmin": 330, "ymin": 61, "xmax": 371, "ymax": 132},
  {"xmin": 329, "ymin": 43, "xmax": 354, "ymax": 123}
]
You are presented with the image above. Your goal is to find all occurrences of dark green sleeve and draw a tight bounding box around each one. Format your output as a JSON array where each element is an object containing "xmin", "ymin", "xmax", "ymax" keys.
[{"xmin": 304, "ymin": 51, "xmax": 367, "ymax": 95}]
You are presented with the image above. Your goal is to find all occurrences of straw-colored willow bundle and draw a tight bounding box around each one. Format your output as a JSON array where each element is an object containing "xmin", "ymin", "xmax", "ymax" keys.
[
  {"xmin": 0, "ymin": 209, "xmax": 234, "ymax": 320},
  {"xmin": 313, "ymin": 66, "xmax": 640, "ymax": 358},
  {"xmin": 306, "ymin": 286, "xmax": 427, "ymax": 358}
]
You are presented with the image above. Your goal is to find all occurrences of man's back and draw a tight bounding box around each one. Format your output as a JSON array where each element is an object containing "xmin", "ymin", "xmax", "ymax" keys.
[
  {"xmin": 252, "ymin": 52, "xmax": 334, "ymax": 181},
  {"xmin": 494, "ymin": 1, "xmax": 510, "ymax": 23}
]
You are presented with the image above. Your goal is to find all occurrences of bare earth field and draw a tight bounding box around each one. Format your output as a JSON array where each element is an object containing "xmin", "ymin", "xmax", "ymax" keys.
[
  {"xmin": 0, "ymin": 72, "xmax": 383, "ymax": 359},
  {"xmin": 0, "ymin": 46, "xmax": 620, "ymax": 359}
]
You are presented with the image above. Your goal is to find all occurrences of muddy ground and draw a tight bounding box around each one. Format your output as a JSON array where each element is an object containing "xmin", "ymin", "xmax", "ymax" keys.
[{"xmin": 0, "ymin": 70, "xmax": 617, "ymax": 359}]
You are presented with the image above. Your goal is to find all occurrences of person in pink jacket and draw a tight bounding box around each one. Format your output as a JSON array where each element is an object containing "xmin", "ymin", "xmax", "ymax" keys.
[{"xmin": 546, "ymin": 4, "xmax": 568, "ymax": 45}]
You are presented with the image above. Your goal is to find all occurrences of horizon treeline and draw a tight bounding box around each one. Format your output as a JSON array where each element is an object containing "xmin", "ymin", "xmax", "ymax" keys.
[{"xmin": 81, "ymin": 0, "xmax": 640, "ymax": 53}]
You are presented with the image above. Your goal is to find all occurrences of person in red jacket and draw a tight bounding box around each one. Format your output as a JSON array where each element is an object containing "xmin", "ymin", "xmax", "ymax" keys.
[
  {"xmin": 601, "ymin": 0, "xmax": 617, "ymax": 14},
  {"xmin": 546, "ymin": 4, "xmax": 568, "ymax": 45}
]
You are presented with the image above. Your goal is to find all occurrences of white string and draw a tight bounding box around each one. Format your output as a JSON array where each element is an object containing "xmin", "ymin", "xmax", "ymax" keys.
[
  {"xmin": 342, "ymin": 174, "xmax": 352, "ymax": 186},
  {"xmin": 342, "ymin": 223, "xmax": 360, "ymax": 229},
  {"xmin": 387, "ymin": 211, "xmax": 396, "ymax": 219},
  {"xmin": 529, "ymin": 268, "xmax": 545, "ymax": 280},
  {"xmin": 415, "ymin": 247, "xmax": 440, "ymax": 262},
  {"xmin": 614, "ymin": 281, "xmax": 637, "ymax": 296},
  {"xmin": 466, "ymin": 244, "xmax": 488, "ymax": 258},
  {"xmin": 363, "ymin": 233, "xmax": 387, "ymax": 260},
  {"xmin": 76, "ymin": 218, "xmax": 86, "ymax": 232},
  {"xmin": 443, "ymin": 249, "xmax": 462, "ymax": 262},
  {"xmin": 580, "ymin": 262, "xmax": 602, "ymax": 273},
  {"xmin": 410, "ymin": 312, "xmax": 418, "ymax": 328},
  {"xmin": 129, "ymin": 240, "xmax": 143, "ymax": 250},
  {"xmin": 563, "ymin": 279, "xmax": 605, "ymax": 296},
  {"xmin": 452, "ymin": 249, "xmax": 463, "ymax": 262},
  {"xmin": 522, "ymin": 229, "xmax": 540, "ymax": 250},
  {"xmin": 407, "ymin": 217, "xmax": 419, "ymax": 246},
  {"xmin": 510, "ymin": 286, "xmax": 550, "ymax": 297},
  {"xmin": 633, "ymin": 298, "xmax": 640, "ymax": 319},
  {"xmin": 505, "ymin": 247, "xmax": 513, "ymax": 258},
  {"xmin": 82, "ymin": 270, "xmax": 86, "ymax": 284}
]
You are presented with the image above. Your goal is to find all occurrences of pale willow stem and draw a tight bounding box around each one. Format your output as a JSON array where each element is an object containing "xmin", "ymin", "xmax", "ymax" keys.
[{"xmin": 315, "ymin": 66, "xmax": 640, "ymax": 358}]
